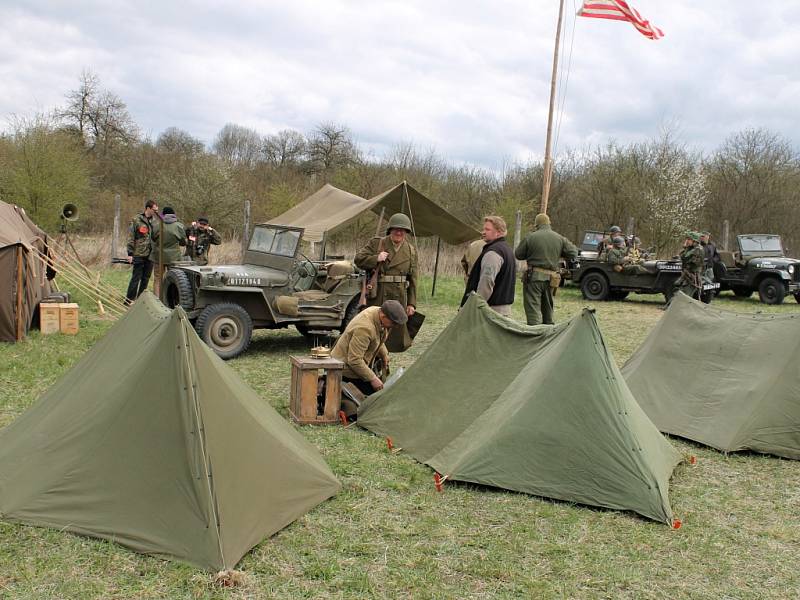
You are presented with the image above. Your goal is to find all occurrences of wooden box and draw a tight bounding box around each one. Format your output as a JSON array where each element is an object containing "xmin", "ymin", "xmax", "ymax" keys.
[
  {"xmin": 59, "ymin": 303, "xmax": 80, "ymax": 335},
  {"xmin": 289, "ymin": 356, "xmax": 343, "ymax": 425},
  {"xmin": 39, "ymin": 303, "xmax": 61, "ymax": 335}
]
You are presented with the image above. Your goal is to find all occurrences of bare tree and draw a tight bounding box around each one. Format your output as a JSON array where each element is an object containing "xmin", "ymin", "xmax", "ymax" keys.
[
  {"xmin": 306, "ymin": 123, "xmax": 360, "ymax": 174},
  {"xmin": 212, "ymin": 123, "xmax": 262, "ymax": 168},
  {"xmin": 156, "ymin": 127, "xmax": 205, "ymax": 156},
  {"xmin": 263, "ymin": 129, "xmax": 306, "ymax": 168}
]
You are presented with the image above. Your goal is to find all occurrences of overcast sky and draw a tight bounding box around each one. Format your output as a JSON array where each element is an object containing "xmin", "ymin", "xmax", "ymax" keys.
[{"xmin": 1, "ymin": 1, "xmax": 798, "ymax": 170}]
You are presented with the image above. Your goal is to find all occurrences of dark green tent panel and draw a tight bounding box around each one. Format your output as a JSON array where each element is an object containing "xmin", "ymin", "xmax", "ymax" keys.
[
  {"xmin": 358, "ymin": 295, "xmax": 682, "ymax": 525},
  {"xmin": 622, "ymin": 292, "xmax": 800, "ymax": 459},
  {"xmin": 0, "ymin": 292, "xmax": 340, "ymax": 570}
]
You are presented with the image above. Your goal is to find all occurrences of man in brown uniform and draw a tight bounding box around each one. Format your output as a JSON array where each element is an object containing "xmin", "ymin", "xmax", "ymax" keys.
[
  {"xmin": 332, "ymin": 300, "xmax": 408, "ymax": 396},
  {"xmin": 355, "ymin": 213, "xmax": 418, "ymax": 350}
]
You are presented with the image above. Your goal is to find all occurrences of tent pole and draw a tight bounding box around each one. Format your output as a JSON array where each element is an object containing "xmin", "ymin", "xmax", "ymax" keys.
[
  {"xmin": 16, "ymin": 245, "xmax": 24, "ymax": 341},
  {"xmin": 320, "ymin": 232, "xmax": 327, "ymax": 260},
  {"xmin": 431, "ymin": 237, "xmax": 442, "ymax": 297}
]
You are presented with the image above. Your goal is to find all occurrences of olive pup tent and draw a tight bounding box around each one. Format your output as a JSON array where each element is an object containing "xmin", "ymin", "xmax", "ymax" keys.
[
  {"xmin": 358, "ymin": 295, "xmax": 684, "ymax": 525},
  {"xmin": 0, "ymin": 292, "xmax": 341, "ymax": 570},
  {"xmin": 0, "ymin": 200, "xmax": 53, "ymax": 342},
  {"xmin": 622, "ymin": 292, "xmax": 800, "ymax": 459}
]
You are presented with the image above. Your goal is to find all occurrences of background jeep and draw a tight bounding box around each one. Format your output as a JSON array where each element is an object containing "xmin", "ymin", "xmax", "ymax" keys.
[
  {"xmin": 161, "ymin": 224, "xmax": 363, "ymax": 359},
  {"xmin": 716, "ymin": 234, "xmax": 800, "ymax": 304},
  {"xmin": 567, "ymin": 230, "xmax": 718, "ymax": 303}
]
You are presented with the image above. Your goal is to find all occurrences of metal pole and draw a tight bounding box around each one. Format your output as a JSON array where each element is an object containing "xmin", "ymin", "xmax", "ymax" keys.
[
  {"xmin": 540, "ymin": 0, "xmax": 566, "ymax": 215},
  {"xmin": 242, "ymin": 200, "xmax": 251, "ymax": 260},
  {"xmin": 112, "ymin": 194, "xmax": 121, "ymax": 259},
  {"xmin": 431, "ymin": 236, "xmax": 442, "ymax": 297}
]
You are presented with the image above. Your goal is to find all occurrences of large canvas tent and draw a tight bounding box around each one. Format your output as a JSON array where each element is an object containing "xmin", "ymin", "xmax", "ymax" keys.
[
  {"xmin": 0, "ymin": 292, "xmax": 341, "ymax": 570},
  {"xmin": 622, "ymin": 292, "xmax": 800, "ymax": 459},
  {"xmin": 358, "ymin": 295, "xmax": 683, "ymax": 525},
  {"xmin": 0, "ymin": 200, "xmax": 52, "ymax": 342},
  {"xmin": 267, "ymin": 181, "xmax": 479, "ymax": 245}
]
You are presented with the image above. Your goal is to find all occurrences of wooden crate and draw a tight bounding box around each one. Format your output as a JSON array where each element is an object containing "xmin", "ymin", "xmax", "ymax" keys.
[
  {"xmin": 289, "ymin": 356, "xmax": 343, "ymax": 425},
  {"xmin": 39, "ymin": 303, "xmax": 61, "ymax": 335},
  {"xmin": 59, "ymin": 303, "xmax": 80, "ymax": 335}
]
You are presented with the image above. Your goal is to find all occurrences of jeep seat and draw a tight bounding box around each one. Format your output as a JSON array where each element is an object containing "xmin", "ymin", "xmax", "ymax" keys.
[{"xmin": 320, "ymin": 260, "xmax": 354, "ymax": 292}]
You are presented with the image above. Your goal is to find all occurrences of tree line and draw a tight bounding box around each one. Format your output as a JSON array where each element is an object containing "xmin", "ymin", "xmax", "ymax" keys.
[{"xmin": 1, "ymin": 71, "xmax": 799, "ymax": 256}]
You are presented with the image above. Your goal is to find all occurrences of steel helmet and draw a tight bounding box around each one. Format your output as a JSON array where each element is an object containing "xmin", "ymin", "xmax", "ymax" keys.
[{"xmin": 386, "ymin": 213, "xmax": 412, "ymax": 234}]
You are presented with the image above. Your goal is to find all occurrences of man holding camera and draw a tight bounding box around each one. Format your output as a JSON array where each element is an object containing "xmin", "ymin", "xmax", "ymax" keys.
[{"xmin": 185, "ymin": 216, "xmax": 222, "ymax": 266}]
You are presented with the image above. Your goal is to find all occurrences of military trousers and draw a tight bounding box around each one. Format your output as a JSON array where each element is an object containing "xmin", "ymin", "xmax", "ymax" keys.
[
  {"xmin": 126, "ymin": 257, "xmax": 153, "ymax": 302},
  {"xmin": 523, "ymin": 279, "xmax": 554, "ymax": 326}
]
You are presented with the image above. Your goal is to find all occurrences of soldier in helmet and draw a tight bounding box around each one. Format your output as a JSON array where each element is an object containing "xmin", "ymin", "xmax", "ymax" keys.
[
  {"xmin": 667, "ymin": 231, "xmax": 705, "ymax": 305},
  {"xmin": 607, "ymin": 236, "xmax": 648, "ymax": 275},
  {"xmin": 355, "ymin": 212, "xmax": 418, "ymax": 317},
  {"xmin": 600, "ymin": 225, "xmax": 622, "ymax": 260}
]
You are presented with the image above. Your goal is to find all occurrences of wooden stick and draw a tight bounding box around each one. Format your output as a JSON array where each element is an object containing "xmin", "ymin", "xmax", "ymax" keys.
[
  {"xmin": 540, "ymin": 0, "xmax": 566, "ymax": 215},
  {"xmin": 16, "ymin": 245, "xmax": 25, "ymax": 340}
]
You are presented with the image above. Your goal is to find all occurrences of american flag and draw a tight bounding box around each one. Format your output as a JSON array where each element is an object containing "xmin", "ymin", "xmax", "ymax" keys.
[{"xmin": 577, "ymin": 1, "xmax": 664, "ymax": 40}]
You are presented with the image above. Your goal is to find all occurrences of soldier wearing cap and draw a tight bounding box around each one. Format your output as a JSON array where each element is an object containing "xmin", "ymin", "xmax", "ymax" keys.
[
  {"xmin": 150, "ymin": 206, "xmax": 186, "ymax": 296},
  {"xmin": 185, "ymin": 216, "xmax": 222, "ymax": 265},
  {"xmin": 355, "ymin": 213, "xmax": 418, "ymax": 315},
  {"xmin": 607, "ymin": 236, "xmax": 648, "ymax": 275},
  {"xmin": 669, "ymin": 231, "xmax": 705, "ymax": 304},
  {"xmin": 515, "ymin": 213, "xmax": 578, "ymax": 325},
  {"xmin": 332, "ymin": 299, "xmax": 408, "ymax": 396}
]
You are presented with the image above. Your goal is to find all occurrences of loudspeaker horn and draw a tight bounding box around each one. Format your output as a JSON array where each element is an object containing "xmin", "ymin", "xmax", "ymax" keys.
[{"xmin": 61, "ymin": 203, "xmax": 79, "ymax": 221}]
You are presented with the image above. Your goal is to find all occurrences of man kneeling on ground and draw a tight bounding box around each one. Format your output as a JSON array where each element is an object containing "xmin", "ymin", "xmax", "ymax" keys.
[{"xmin": 332, "ymin": 300, "xmax": 408, "ymax": 397}]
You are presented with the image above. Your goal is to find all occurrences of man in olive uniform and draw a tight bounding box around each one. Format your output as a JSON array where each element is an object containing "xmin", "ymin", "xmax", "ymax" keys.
[
  {"xmin": 150, "ymin": 206, "xmax": 186, "ymax": 296},
  {"xmin": 515, "ymin": 213, "xmax": 578, "ymax": 326},
  {"xmin": 599, "ymin": 225, "xmax": 622, "ymax": 260},
  {"xmin": 607, "ymin": 236, "xmax": 648, "ymax": 275},
  {"xmin": 332, "ymin": 299, "xmax": 408, "ymax": 396},
  {"xmin": 460, "ymin": 216, "xmax": 516, "ymax": 315},
  {"xmin": 125, "ymin": 199, "xmax": 159, "ymax": 304},
  {"xmin": 185, "ymin": 216, "xmax": 222, "ymax": 265},
  {"xmin": 669, "ymin": 231, "xmax": 705, "ymax": 304}
]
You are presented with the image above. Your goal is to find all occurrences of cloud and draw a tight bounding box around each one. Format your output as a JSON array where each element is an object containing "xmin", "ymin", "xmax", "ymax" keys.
[{"xmin": 1, "ymin": 1, "xmax": 798, "ymax": 169}]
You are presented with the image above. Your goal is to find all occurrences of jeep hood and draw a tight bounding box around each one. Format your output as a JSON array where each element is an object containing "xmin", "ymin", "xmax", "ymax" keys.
[
  {"xmin": 744, "ymin": 256, "xmax": 799, "ymax": 268},
  {"xmin": 184, "ymin": 264, "xmax": 290, "ymax": 287}
]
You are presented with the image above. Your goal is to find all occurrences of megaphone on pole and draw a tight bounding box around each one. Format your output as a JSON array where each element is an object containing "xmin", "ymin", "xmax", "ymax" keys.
[{"xmin": 61, "ymin": 203, "xmax": 79, "ymax": 221}]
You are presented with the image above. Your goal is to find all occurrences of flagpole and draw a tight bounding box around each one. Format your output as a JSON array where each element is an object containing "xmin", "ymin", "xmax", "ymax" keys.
[{"xmin": 540, "ymin": 0, "xmax": 566, "ymax": 215}]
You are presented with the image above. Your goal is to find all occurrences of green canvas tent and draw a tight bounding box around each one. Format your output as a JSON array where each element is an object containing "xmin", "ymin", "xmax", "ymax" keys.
[
  {"xmin": 622, "ymin": 292, "xmax": 800, "ymax": 459},
  {"xmin": 358, "ymin": 295, "xmax": 683, "ymax": 525},
  {"xmin": 0, "ymin": 292, "xmax": 341, "ymax": 570}
]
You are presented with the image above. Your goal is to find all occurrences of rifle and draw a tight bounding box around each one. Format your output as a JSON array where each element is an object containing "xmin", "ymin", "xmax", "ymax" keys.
[{"xmin": 359, "ymin": 208, "xmax": 386, "ymax": 307}]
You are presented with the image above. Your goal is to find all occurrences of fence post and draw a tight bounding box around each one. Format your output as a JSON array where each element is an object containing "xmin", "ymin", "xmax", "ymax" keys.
[
  {"xmin": 112, "ymin": 194, "xmax": 121, "ymax": 259},
  {"xmin": 722, "ymin": 219, "xmax": 730, "ymax": 251},
  {"xmin": 242, "ymin": 200, "xmax": 251, "ymax": 260}
]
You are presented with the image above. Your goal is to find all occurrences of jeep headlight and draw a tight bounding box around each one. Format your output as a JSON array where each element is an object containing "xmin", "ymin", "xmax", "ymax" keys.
[{"xmin": 789, "ymin": 265, "xmax": 795, "ymax": 275}]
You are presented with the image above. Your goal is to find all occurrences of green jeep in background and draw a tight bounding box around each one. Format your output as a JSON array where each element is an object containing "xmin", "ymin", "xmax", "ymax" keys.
[
  {"xmin": 716, "ymin": 234, "xmax": 800, "ymax": 304},
  {"xmin": 160, "ymin": 224, "xmax": 363, "ymax": 359}
]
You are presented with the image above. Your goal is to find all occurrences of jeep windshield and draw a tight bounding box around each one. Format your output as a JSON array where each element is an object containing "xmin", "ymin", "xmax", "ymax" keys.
[
  {"xmin": 739, "ymin": 235, "xmax": 784, "ymax": 255},
  {"xmin": 249, "ymin": 226, "xmax": 301, "ymax": 257}
]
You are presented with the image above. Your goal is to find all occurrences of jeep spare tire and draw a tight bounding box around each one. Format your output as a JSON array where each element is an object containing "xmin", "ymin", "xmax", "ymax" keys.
[
  {"xmin": 580, "ymin": 272, "xmax": 609, "ymax": 301},
  {"xmin": 195, "ymin": 303, "xmax": 253, "ymax": 359},
  {"xmin": 162, "ymin": 269, "xmax": 194, "ymax": 311},
  {"xmin": 757, "ymin": 277, "xmax": 785, "ymax": 305}
]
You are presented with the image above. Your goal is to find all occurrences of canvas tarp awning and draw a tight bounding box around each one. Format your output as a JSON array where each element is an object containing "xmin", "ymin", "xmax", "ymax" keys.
[
  {"xmin": 0, "ymin": 292, "xmax": 341, "ymax": 570},
  {"xmin": 0, "ymin": 201, "xmax": 51, "ymax": 342},
  {"xmin": 358, "ymin": 295, "xmax": 683, "ymax": 525},
  {"xmin": 267, "ymin": 182, "xmax": 479, "ymax": 245},
  {"xmin": 622, "ymin": 292, "xmax": 800, "ymax": 459}
]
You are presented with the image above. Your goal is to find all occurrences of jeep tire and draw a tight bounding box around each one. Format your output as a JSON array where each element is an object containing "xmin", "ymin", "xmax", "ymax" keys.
[
  {"xmin": 581, "ymin": 272, "xmax": 609, "ymax": 301},
  {"xmin": 195, "ymin": 303, "xmax": 253, "ymax": 360},
  {"xmin": 757, "ymin": 277, "xmax": 785, "ymax": 305},
  {"xmin": 162, "ymin": 269, "xmax": 194, "ymax": 311}
]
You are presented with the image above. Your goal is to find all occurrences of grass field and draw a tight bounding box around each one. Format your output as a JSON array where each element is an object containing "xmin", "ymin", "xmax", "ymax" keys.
[{"xmin": 1, "ymin": 271, "xmax": 799, "ymax": 599}]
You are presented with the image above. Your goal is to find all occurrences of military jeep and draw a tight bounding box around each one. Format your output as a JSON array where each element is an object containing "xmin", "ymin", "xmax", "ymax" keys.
[
  {"xmin": 160, "ymin": 224, "xmax": 363, "ymax": 359},
  {"xmin": 716, "ymin": 234, "xmax": 800, "ymax": 304},
  {"xmin": 567, "ymin": 230, "xmax": 719, "ymax": 303}
]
